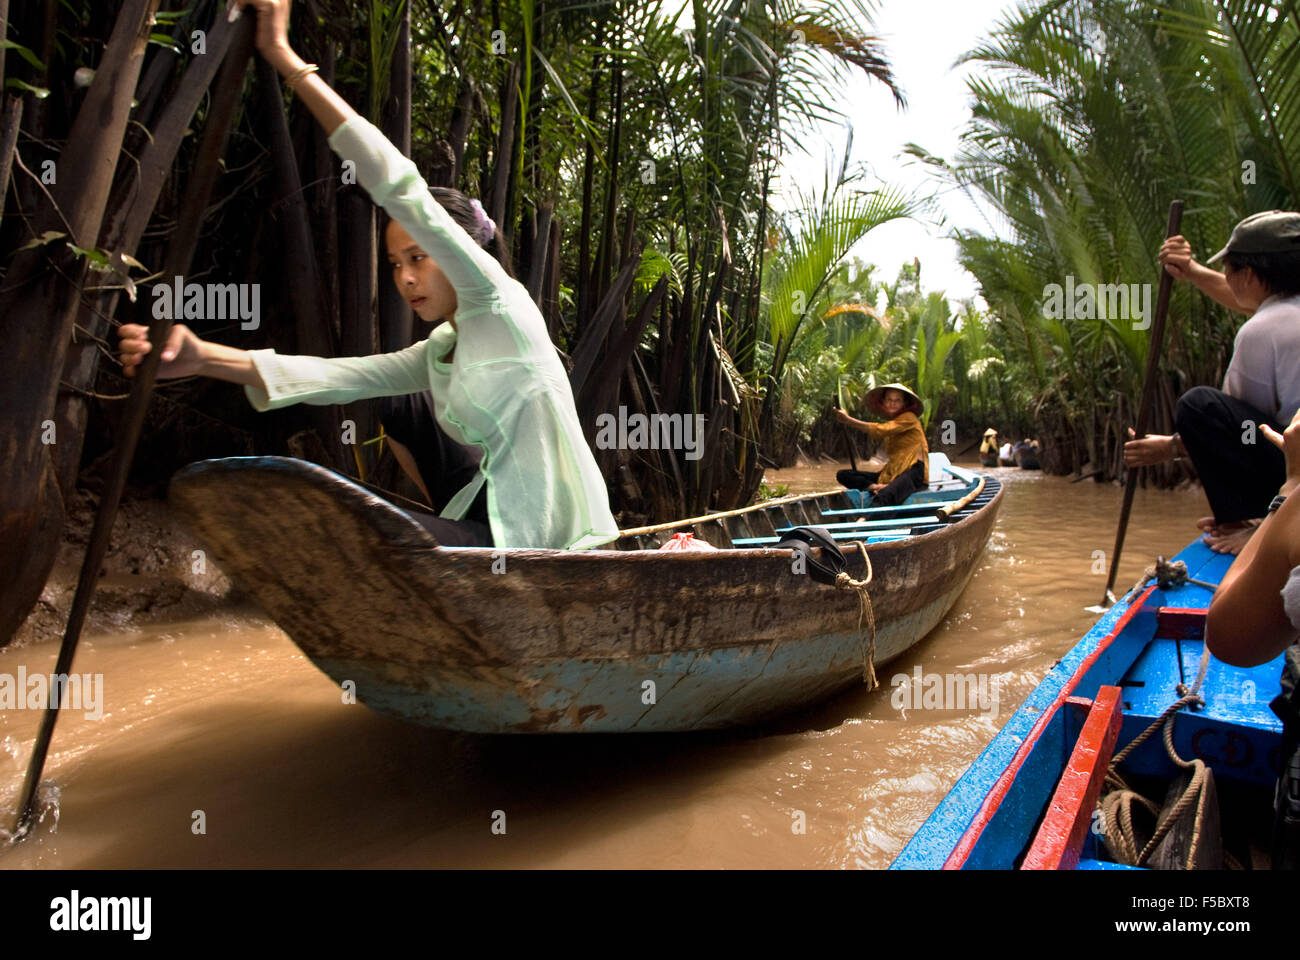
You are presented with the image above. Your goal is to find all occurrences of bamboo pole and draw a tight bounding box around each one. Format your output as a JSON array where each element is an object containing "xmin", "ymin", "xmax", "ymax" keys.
[
  {"xmin": 1100, "ymin": 200, "xmax": 1184, "ymax": 607},
  {"xmin": 10, "ymin": 10, "xmax": 255, "ymax": 839}
]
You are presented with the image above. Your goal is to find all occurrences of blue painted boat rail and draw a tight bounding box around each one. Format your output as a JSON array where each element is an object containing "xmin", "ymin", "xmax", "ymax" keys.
[{"xmin": 889, "ymin": 539, "xmax": 1285, "ymax": 870}]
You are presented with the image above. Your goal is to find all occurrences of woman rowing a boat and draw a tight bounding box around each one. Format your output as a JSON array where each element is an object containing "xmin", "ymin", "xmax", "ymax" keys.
[
  {"xmin": 118, "ymin": 0, "xmax": 618, "ymax": 551},
  {"xmin": 979, "ymin": 428, "xmax": 999, "ymax": 467},
  {"xmin": 832, "ymin": 383, "xmax": 930, "ymax": 506}
]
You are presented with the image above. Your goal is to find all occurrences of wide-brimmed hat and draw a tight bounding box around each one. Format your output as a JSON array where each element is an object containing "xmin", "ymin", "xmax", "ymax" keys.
[
  {"xmin": 865, "ymin": 382, "xmax": 923, "ymax": 417},
  {"xmin": 983, "ymin": 427, "xmax": 998, "ymax": 437},
  {"xmin": 1207, "ymin": 210, "xmax": 1300, "ymax": 263}
]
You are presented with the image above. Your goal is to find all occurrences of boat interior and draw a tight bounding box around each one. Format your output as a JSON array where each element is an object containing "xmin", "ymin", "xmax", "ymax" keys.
[
  {"xmin": 893, "ymin": 542, "xmax": 1289, "ymax": 871},
  {"xmin": 613, "ymin": 453, "xmax": 1001, "ymax": 551}
]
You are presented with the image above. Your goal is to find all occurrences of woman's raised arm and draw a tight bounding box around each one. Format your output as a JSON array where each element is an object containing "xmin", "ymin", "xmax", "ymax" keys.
[
  {"xmin": 236, "ymin": 0, "xmax": 507, "ymax": 304},
  {"xmin": 235, "ymin": 0, "xmax": 354, "ymax": 136}
]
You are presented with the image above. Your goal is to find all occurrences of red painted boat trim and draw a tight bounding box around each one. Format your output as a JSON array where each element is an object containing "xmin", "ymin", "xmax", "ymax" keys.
[
  {"xmin": 942, "ymin": 585, "xmax": 1157, "ymax": 869},
  {"xmin": 1021, "ymin": 685, "xmax": 1123, "ymax": 870}
]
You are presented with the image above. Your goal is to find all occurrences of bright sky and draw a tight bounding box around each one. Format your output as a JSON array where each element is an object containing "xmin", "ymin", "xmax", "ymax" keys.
[{"xmin": 771, "ymin": 0, "xmax": 1021, "ymax": 309}]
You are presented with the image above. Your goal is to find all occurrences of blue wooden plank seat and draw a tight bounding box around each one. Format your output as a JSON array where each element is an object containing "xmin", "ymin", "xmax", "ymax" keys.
[
  {"xmin": 777, "ymin": 515, "xmax": 949, "ymax": 533},
  {"xmin": 733, "ymin": 525, "xmax": 926, "ymax": 546},
  {"xmin": 819, "ymin": 499, "xmax": 958, "ymax": 518}
]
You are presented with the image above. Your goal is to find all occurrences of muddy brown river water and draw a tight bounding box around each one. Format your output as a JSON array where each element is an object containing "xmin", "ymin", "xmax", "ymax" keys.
[{"xmin": 0, "ymin": 462, "xmax": 1208, "ymax": 868}]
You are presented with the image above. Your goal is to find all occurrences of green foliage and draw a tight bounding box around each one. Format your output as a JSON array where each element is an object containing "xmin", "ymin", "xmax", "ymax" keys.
[{"xmin": 909, "ymin": 0, "xmax": 1300, "ymax": 475}]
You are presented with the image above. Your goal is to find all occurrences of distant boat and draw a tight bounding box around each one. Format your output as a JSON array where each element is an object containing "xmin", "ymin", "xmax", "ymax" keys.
[
  {"xmin": 169, "ymin": 453, "xmax": 1001, "ymax": 733},
  {"xmin": 892, "ymin": 540, "xmax": 1286, "ymax": 870},
  {"xmin": 1013, "ymin": 440, "xmax": 1042, "ymax": 470}
]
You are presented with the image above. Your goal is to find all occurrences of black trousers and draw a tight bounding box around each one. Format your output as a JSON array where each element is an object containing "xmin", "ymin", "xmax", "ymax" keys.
[
  {"xmin": 1175, "ymin": 385, "xmax": 1285, "ymax": 524},
  {"xmin": 836, "ymin": 460, "xmax": 925, "ymax": 507},
  {"xmin": 401, "ymin": 507, "xmax": 495, "ymax": 546}
]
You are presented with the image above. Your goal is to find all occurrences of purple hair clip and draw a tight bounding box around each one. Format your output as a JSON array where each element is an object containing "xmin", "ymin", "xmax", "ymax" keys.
[{"xmin": 469, "ymin": 199, "xmax": 496, "ymax": 245}]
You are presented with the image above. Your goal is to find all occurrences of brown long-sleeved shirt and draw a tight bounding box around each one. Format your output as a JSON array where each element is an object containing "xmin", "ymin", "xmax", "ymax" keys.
[{"xmin": 855, "ymin": 411, "xmax": 929, "ymax": 485}]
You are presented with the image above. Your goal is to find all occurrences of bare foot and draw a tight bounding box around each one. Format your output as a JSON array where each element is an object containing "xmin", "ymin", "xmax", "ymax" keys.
[
  {"xmin": 1196, "ymin": 515, "xmax": 1217, "ymax": 533},
  {"xmin": 1202, "ymin": 519, "xmax": 1261, "ymax": 555}
]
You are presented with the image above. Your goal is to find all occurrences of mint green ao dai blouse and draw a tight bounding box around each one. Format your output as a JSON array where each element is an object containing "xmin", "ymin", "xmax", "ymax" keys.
[{"xmin": 242, "ymin": 116, "xmax": 618, "ymax": 550}]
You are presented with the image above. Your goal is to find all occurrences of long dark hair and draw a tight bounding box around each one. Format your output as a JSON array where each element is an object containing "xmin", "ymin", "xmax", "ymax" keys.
[{"xmin": 382, "ymin": 187, "xmax": 516, "ymax": 279}]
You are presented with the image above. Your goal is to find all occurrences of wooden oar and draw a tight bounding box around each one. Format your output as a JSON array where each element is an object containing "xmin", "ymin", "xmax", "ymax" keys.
[
  {"xmin": 1099, "ymin": 199, "xmax": 1184, "ymax": 608},
  {"xmin": 11, "ymin": 295, "xmax": 175, "ymax": 838},
  {"xmin": 10, "ymin": 11, "xmax": 255, "ymax": 839},
  {"xmin": 836, "ymin": 376, "xmax": 858, "ymax": 471}
]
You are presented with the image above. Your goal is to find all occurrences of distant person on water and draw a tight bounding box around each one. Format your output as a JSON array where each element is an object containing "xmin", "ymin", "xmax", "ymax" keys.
[
  {"xmin": 833, "ymin": 383, "xmax": 929, "ymax": 507},
  {"xmin": 979, "ymin": 428, "xmax": 999, "ymax": 467},
  {"xmin": 118, "ymin": 0, "xmax": 618, "ymax": 551},
  {"xmin": 1012, "ymin": 437, "xmax": 1041, "ymax": 470},
  {"xmin": 1124, "ymin": 210, "xmax": 1300, "ymax": 555}
]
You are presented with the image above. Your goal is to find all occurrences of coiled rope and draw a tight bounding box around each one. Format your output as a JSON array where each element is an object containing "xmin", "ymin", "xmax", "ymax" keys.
[
  {"xmin": 1100, "ymin": 557, "xmax": 1219, "ymax": 868},
  {"xmin": 835, "ymin": 542, "xmax": 877, "ymax": 689}
]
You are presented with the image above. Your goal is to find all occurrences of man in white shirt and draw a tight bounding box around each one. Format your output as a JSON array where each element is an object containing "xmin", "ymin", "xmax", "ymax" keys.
[{"xmin": 1124, "ymin": 211, "xmax": 1300, "ymax": 554}]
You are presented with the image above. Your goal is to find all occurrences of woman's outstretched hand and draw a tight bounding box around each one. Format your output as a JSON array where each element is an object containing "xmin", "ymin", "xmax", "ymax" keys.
[
  {"xmin": 234, "ymin": 0, "xmax": 295, "ymax": 64},
  {"xmin": 118, "ymin": 323, "xmax": 206, "ymax": 379}
]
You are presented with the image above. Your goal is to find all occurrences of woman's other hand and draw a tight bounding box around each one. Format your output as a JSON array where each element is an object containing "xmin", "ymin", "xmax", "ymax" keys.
[{"xmin": 118, "ymin": 323, "xmax": 206, "ymax": 379}]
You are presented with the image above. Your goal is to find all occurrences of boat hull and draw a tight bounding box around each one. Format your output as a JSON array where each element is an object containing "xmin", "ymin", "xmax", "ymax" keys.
[
  {"xmin": 891, "ymin": 540, "xmax": 1286, "ymax": 869},
  {"xmin": 170, "ymin": 456, "xmax": 1001, "ymax": 733}
]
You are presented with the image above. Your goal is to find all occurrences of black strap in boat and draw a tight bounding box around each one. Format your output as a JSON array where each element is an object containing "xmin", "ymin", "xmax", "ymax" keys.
[
  {"xmin": 1270, "ymin": 643, "xmax": 1300, "ymax": 870},
  {"xmin": 777, "ymin": 526, "xmax": 846, "ymax": 586}
]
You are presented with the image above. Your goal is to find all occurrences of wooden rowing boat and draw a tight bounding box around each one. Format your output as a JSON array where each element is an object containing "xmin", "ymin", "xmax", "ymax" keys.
[
  {"xmin": 168, "ymin": 453, "xmax": 1001, "ymax": 733},
  {"xmin": 892, "ymin": 539, "xmax": 1287, "ymax": 869}
]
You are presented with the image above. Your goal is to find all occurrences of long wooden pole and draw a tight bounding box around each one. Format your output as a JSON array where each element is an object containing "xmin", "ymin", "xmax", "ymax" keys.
[
  {"xmin": 1100, "ymin": 199, "xmax": 1184, "ymax": 607},
  {"xmin": 837, "ymin": 376, "xmax": 858, "ymax": 471},
  {"xmin": 10, "ymin": 12, "xmax": 255, "ymax": 839}
]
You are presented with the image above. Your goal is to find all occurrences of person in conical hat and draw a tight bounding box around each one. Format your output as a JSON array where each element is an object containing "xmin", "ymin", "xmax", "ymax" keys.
[
  {"xmin": 833, "ymin": 382, "xmax": 929, "ymax": 506},
  {"xmin": 980, "ymin": 427, "xmax": 1000, "ymax": 467},
  {"xmin": 864, "ymin": 382, "xmax": 924, "ymax": 417}
]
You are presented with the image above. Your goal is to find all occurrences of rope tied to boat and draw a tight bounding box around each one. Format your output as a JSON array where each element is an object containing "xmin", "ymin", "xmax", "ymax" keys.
[
  {"xmin": 1129, "ymin": 556, "xmax": 1218, "ymax": 597},
  {"xmin": 834, "ymin": 542, "xmax": 877, "ymax": 689},
  {"xmin": 776, "ymin": 527, "xmax": 877, "ymax": 689},
  {"xmin": 1098, "ymin": 646, "xmax": 1216, "ymax": 869}
]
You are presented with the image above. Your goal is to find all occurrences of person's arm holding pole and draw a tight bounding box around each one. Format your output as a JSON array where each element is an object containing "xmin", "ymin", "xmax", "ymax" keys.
[{"xmin": 1159, "ymin": 235, "xmax": 1247, "ymax": 315}]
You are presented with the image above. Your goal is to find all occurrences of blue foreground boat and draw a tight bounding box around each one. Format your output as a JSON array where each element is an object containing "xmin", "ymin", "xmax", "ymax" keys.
[
  {"xmin": 893, "ymin": 539, "xmax": 1286, "ymax": 869},
  {"xmin": 169, "ymin": 453, "xmax": 999, "ymax": 733}
]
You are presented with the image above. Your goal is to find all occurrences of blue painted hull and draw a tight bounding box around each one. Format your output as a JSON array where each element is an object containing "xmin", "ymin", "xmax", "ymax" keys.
[{"xmin": 891, "ymin": 540, "xmax": 1286, "ymax": 869}]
